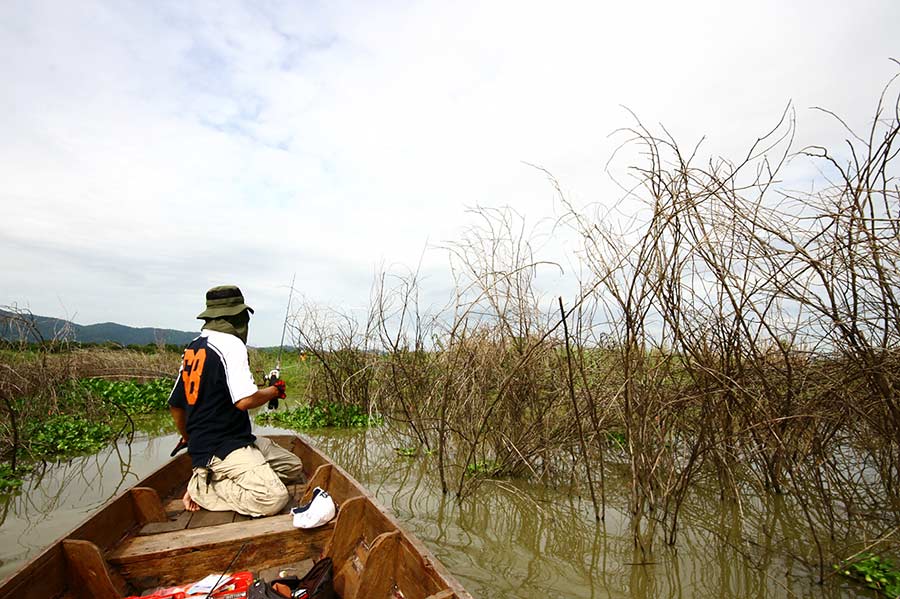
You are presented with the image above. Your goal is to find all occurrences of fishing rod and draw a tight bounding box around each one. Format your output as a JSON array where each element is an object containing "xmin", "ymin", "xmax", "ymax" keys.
[
  {"xmin": 203, "ymin": 542, "xmax": 247, "ymax": 599},
  {"xmin": 276, "ymin": 272, "xmax": 296, "ymax": 376},
  {"xmin": 266, "ymin": 273, "xmax": 296, "ymax": 411}
]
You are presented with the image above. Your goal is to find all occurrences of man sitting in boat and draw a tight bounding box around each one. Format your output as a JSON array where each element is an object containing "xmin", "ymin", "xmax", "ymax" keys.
[{"xmin": 168, "ymin": 285, "xmax": 304, "ymax": 517}]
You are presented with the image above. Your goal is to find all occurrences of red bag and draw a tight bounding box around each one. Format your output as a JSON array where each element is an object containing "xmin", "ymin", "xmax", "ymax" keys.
[{"xmin": 123, "ymin": 571, "xmax": 253, "ymax": 599}]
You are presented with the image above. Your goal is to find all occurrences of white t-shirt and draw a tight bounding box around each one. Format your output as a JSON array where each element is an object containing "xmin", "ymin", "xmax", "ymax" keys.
[{"xmin": 201, "ymin": 330, "xmax": 258, "ymax": 403}]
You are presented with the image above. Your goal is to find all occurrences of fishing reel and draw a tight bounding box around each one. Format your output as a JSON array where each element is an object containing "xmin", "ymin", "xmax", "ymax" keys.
[{"xmin": 266, "ymin": 368, "xmax": 282, "ymax": 411}]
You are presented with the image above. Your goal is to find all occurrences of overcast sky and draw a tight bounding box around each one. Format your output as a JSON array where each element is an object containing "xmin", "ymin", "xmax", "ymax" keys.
[{"xmin": 1, "ymin": 0, "xmax": 897, "ymax": 345}]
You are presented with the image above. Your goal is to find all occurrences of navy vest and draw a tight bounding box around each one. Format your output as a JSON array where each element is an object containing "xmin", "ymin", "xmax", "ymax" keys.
[{"xmin": 168, "ymin": 335, "xmax": 255, "ymax": 467}]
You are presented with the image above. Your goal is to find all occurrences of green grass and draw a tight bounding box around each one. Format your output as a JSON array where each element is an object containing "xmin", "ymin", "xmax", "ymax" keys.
[
  {"xmin": 393, "ymin": 446, "xmax": 435, "ymax": 458},
  {"xmin": 606, "ymin": 430, "xmax": 627, "ymax": 449}
]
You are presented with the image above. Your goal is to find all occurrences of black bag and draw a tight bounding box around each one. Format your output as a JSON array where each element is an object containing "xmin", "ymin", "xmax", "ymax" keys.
[
  {"xmin": 297, "ymin": 557, "xmax": 335, "ymax": 599},
  {"xmin": 247, "ymin": 558, "xmax": 335, "ymax": 599}
]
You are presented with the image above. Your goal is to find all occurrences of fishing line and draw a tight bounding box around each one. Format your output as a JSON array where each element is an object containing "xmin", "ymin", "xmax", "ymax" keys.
[
  {"xmin": 203, "ymin": 541, "xmax": 247, "ymax": 599},
  {"xmin": 275, "ymin": 273, "xmax": 296, "ymax": 373}
]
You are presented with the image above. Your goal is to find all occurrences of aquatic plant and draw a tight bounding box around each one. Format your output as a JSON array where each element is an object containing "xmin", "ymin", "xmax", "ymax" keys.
[
  {"xmin": 76, "ymin": 377, "xmax": 171, "ymax": 414},
  {"xmin": 0, "ymin": 462, "xmax": 29, "ymax": 494},
  {"xmin": 256, "ymin": 401, "xmax": 381, "ymax": 429},
  {"xmin": 0, "ymin": 335, "xmax": 180, "ymax": 490},
  {"xmin": 838, "ymin": 553, "xmax": 900, "ymax": 598},
  {"xmin": 465, "ymin": 460, "xmax": 500, "ymax": 477},
  {"xmin": 26, "ymin": 414, "xmax": 113, "ymax": 459}
]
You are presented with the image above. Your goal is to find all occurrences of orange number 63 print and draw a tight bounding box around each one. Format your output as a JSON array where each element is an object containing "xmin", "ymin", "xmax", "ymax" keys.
[{"xmin": 181, "ymin": 348, "xmax": 207, "ymax": 405}]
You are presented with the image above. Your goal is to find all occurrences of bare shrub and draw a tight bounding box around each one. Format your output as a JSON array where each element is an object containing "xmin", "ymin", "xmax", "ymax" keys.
[
  {"xmin": 289, "ymin": 299, "xmax": 377, "ymax": 412},
  {"xmin": 288, "ymin": 71, "xmax": 900, "ymax": 572}
]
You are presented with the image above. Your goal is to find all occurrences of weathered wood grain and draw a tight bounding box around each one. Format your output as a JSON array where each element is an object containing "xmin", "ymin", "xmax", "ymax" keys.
[
  {"xmin": 138, "ymin": 510, "xmax": 192, "ymax": 535},
  {"xmin": 394, "ymin": 538, "xmax": 448, "ymax": 598},
  {"xmin": 139, "ymin": 454, "xmax": 192, "ymax": 498},
  {"xmin": 300, "ymin": 464, "xmax": 333, "ymax": 504},
  {"xmin": 326, "ymin": 496, "xmax": 368, "ymax": 597},
  {"xmin": 0, "ymin": 450, "xmax": 197, "ymax": 599},
  {"xmin": 354, "ymin": 531, "xmax": 400, "ymax": 599},
  {"xmin": 257, "ymin": 558, "xmax": 315, "ymax": 583},
  {"xmin": 0, "ymin": 544, "xmax": 66, "ymax": 599},
  {"xmin": 68, "ymin": 491, "xmax": 137, "ymax": 550},
  {"xmin": 186, "ymin": 509, "xmax": 235, "ymax": 528},
  {"xmin": 109, "ymin": 514, "xmax": 333, "ymax": 588},
  {"xmin": 269, "ymin": 434, "xmax": 327, "ymax": 475},
  {"xmin": 130, "ymin": 487, "xmax": 168, "ymax": 524},
  {"xmin": 163, "ymin": 497, "xmax": 184, "ymax": 514},
  {"xmin": 62, "ymin": 540, "xmax": 126, "ymax": 599}
]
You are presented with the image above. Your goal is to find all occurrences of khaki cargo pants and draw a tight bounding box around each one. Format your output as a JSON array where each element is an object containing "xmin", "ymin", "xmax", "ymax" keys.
[{"xmin": 188, "ymin": 437, "xmax": 304, "ymax": 517}]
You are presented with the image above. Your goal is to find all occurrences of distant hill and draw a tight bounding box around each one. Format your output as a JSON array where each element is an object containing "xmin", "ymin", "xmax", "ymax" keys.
[{"xmin": 0, "ymin": 309, "xmax": 199, "ymax": 346}]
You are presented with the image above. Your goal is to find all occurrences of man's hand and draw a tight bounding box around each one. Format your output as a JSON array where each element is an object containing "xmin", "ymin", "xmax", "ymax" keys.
[
  {"xmin": 170, "ymin": 436, "xmax": 189, "ymax": 457},
  {"xmin": 183, "ymin": 489, "xmax": 200, "ymax": 512},
  {"xmin": 268, "ymin": 379, "xmax": 286, "ymax": 411}
]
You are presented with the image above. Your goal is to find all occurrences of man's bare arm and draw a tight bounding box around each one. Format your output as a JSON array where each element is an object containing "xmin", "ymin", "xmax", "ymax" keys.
[
  {"xmin": 170, "ymin": 406, "xmax": 188, "ymax": 440},
  {"xmin": 169, "ymin": 406, "xmax": 199, "ymax": 510},
  {"xmin": 234, "ymin": 386, "xmax": 280, "ymax": 411}
]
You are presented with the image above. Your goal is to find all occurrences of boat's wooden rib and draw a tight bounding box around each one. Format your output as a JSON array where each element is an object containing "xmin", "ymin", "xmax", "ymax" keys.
[
  {"xmin": 353, "ymin": 530, "xmax": 400, "ymax": 598},
  {"xmin": 62, "ymin": 539, "xmax": 126, "ymax": 599},
  {"xmin": 129, "ymin": 488, "xmax": 168, "ymax": 525},
  {"xmin": 0, "ymin": 434, "xmax": 473, "ymax": 599}
]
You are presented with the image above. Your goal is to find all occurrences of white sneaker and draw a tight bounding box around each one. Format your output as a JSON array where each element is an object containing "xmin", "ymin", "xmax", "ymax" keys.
[{"xmin": 291, "ymin": 487, "xmax": 336, "ymax": 529}]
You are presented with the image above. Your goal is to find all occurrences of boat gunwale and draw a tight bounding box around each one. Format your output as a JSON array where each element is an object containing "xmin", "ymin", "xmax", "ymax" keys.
[
  {"xmin": 269, "ymin": 434, "xmax": 472, "ymax": 599},
  {"xmin": 0, "ymin": 433, "xmax": 473, "ymax": 599}
]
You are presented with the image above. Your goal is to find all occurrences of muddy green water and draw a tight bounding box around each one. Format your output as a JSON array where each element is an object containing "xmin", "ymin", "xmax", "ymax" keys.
[{"xmin": 0, "ymin": 423, "xmax": 876, "ymax": 598}]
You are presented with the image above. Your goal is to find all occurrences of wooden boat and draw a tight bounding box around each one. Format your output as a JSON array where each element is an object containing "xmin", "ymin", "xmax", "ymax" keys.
[{"xmin": 0, "ymin": 435, "xmax": 472, "ymax": 599}]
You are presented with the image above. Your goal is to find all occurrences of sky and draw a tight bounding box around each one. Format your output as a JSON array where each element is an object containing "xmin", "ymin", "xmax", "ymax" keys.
[{"xmin": 1, "ymin": 0, "xmax": 898, "ymax": 346}]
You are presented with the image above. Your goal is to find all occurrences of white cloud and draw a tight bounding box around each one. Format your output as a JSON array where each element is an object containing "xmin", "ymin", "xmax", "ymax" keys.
[{"xmin": 1, "ymin": 0, "xmax": 897, "ymax": 344}]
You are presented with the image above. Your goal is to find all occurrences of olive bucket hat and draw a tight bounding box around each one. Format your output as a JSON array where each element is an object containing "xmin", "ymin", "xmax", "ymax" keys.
[{"xmin": 196, "ymin": 285, "xmax": 255, "ymax": 320}]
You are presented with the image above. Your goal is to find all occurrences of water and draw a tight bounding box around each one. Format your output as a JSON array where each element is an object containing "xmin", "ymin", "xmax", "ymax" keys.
[
  {"xmin": 305, "ymin": 429, "xmax": 872, "ymax": 598},
  {"xmin": 0, "ymin": 428, "xmax": 178, "ymax": 580},
  {"xmin": 0, "ymin": 425, "xmax": 878, "ymax": 598}
]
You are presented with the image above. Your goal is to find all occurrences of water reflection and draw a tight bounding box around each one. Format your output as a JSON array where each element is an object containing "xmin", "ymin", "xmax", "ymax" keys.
[
  {"xmin": 0, "ymin": 424, "xmax": 883, "ymax": 598},
  {"xmin": 305, "ymin": 428, "xmax": 873, "ymax": 599}
]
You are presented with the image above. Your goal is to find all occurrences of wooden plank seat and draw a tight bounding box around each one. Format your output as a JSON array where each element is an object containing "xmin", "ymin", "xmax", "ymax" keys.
[{"xmin": 108, "ymin": 514, "xmax": 335, "ymax": 590}]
